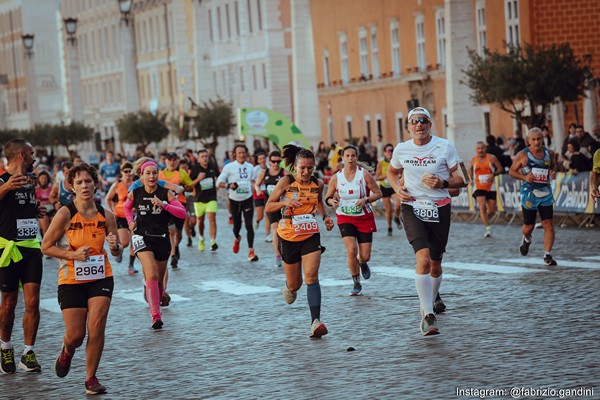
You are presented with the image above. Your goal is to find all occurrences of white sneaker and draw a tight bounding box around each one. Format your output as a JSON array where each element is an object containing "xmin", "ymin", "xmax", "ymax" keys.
[
  {"xmin": 265, "ymin": 234, "xmax": 273, "ymax": 243},
  {"xmin": 282, "ymin": 284, "xmax": 297, "ymax": 304},
  {"xmin": 309, "ymin": 318, "xmax": 328, "ymax": 339},
  {"xmin": 484, "ymin": 229, "xmax": 492, "ymax": 238}
]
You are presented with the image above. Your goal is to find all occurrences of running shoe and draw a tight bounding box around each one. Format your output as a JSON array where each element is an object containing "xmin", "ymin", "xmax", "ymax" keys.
[
  {"xmin": 309, "ymin": 318, "xmax": 328, "ymax": 339},
  {"xmin": 387, "ymin": 227, "xmax": 392, "ymax": 237},
  {"xmin": 420, "ymin": 313, "xmax": 440, "ymax": 336},
  {"xmin": 18, "ymin": 350, "xmax": 41, "ymax": 372},
  {"xmin": 85, "ymin": 376, "xmax": 107, "ymax": 395},
  {"xmin": 228, "ymin": 216, "xmax": 233, "ymax": 225},
  {"xmin": 128, "ymin": 265, "xmax": 139, "ymax": 275},
  {"xmin": 115, "ymin": 253, "xmax": 123, "ymax": 263},
  {"xmin": 282, "ymin": 284, "xmax": 297, "ymax": 304},
  {"xmin": 274, "ymin": 256, "xmax": 282, "ymax": 268},
  {"xmin": 152, "ymin": 316, "xmax": 163, "ymax": 330},
  {"xmin": 54, "ymin": 345, "xmax": 72, "ymax": 378},
  {"xmin": 175, "ymin": 246, "xmax": 180, "ymax": 260},
  {"xmin": 253, "ymin": 221, "xmax": 259, "ymax": 230},
  {"xmin": 484, "ymin": 228, "xmax": 492, "ymax": 238},
  {"xmin": 359, "ymin": 261, "xmax": 371, "ymax": 280},
  {"xmin": 350, "ymin": 282, "xmax": 362, "ymax": 296},
  {"xmin": 433, "ymin": 293, "xmax": 446, "ymax": 314},
  {"xmin": 198, "ymin": 237, "xmax": 205, "ymax": 252},
  {"xmin": 519, "ymin": 236, "xmax": 531, "ymax": 256},
  {"xmin": 161, "ymin": 292, "xmax": 171, "ymax": 307},
  {"xmin": 210, "ymin": 241, "xmax": 219, "ymax": 252},
  {"xmin": 186, "ymin": 237, "xmax": 192, "ymax": 247},
  {"xmin": 248, "ymin": 249, "xmax": 259, "ymax": 262},
  {"xmin": 233, "ymin": 236, "xmax": 241, "ymax": 254},
  {"xmin": 171, "ymin": 257, "xmax": 178, "ymax": 269},
  {"xmin": 544, "ymin": 254, "xmax": 558, "ymax": 266},
  {"xmin": 0, "ymin": 347, "xmax": 16, "ymax": 374},
  {"xmin": 394, "ymin": 217, "xmax": 403, "ymax": 229},
  {"xmin": 265, "ymin": 234, "xmax": 273, "ymax": 243}
]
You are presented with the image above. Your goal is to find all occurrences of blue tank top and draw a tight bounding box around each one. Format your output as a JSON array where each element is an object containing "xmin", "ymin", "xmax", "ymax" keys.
[
  {"xmin": 59, "ymin": 180, "xmax": 75, "ymax": 206},
  {"xmin": 521, "ymin": 147, "xmax": 552, "ymax": 192}
]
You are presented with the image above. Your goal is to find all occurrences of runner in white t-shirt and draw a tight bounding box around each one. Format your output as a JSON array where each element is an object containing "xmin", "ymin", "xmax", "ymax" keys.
[
  {"xmin": 387, "ymin": 107, "xmax": 468, "ymax": 336},
  {"xmin": 216, "ymin": 144, "xmax": 259, "ymax": 262}
]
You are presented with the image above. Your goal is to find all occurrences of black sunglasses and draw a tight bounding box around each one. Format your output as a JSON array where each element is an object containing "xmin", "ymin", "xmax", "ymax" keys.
[
  {"xmin": 410, "ymin": 117, "xmax": 430, "ymax": 125},
  {"xmin": 122, "ymin": 169, "xmax": 132, "ymax": 174},
  {"xmin": 270, "ymin": 159, "xmax": 281, "ymax": 163}
]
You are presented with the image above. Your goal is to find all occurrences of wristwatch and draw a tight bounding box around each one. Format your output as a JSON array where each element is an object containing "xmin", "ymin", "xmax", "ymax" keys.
[{"xmin": 442, "ymin": 180, "xmax": 449, "ymax": 188}]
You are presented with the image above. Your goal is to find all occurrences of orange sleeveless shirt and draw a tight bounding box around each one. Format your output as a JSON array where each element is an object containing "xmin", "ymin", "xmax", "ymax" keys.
[
  {"xmin": 113, "ymin": 180, "xmax": 129, "ymax": 218},
  {"xmin": 473, "ymin": 154, "xmax": 495, "ymax": 191},
  {"xmin": 277, "ymin": 176, "xmax": 321, "ymax": 242}
]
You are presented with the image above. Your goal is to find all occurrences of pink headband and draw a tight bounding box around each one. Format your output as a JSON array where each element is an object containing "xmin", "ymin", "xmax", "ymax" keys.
[{"xmin": 140, "ymin": 161, "xmax": 158, "ymax": 174}]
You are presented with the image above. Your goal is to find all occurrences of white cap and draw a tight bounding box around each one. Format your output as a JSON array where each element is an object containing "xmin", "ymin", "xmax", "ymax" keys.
[{"xmin": 407, "ymin": 107, "xmax": 431, "ymax": 121}]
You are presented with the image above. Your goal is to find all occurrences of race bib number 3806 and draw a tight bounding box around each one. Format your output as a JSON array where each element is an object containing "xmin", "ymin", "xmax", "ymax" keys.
[{"xmin": 412, "ymin": 200, "xmax": 440, "ymax": 223}]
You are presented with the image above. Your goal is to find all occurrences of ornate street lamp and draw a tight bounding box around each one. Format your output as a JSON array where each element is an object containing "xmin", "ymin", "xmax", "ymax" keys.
[
  {"xmin": 22, "ymin": 34, "xmax": 34, "ymax": 58},
  {"xmin": 64, "ymin": 17, "xmax": 78, "ymax": 46},
  {"xmin": 118, "ymin": 0, "xmax": 132, "ymax": 26}
]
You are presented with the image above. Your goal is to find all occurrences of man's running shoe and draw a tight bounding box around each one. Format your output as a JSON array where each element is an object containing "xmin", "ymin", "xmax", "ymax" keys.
[
  {"xmin": 171, "ymin": 257, "xmax": 178, "ymax": 269},
  {"xmin": 309, "ymin": 318, "xmax": 328, "ymax": 339},
  {"xmin": 484, "ymin": 228, "xmax": 492, "ymax": 238},
  {"xmin": 282, "ymin": 284, "xmax": 297, "ymax": 304},
  {"xmin": 420, "ymin": 313, "xmax": 440, "ymax": 336},
  {"xmin": 274, "ymin": 256, "xmax": 282, "ymax": 268},
  {"xmin": 55, "ymin": 345, "xmax": 72, "ymax": 378},
  {"xmin": 387, "ymin": 227, "xmax": 392, "ymax": 237},
  {"xmin": 394, "ymin": 217, "xmax": 403, "ymax": 229},
  {"xmin": 115, "ymin": 253, "xmax": 123, "ymax": 263},
  {"xmin": 175, "ymin": 246, "xmax": 180, "ymax": 260},
  {"xmin": 248, "ymin": 249, "xmax": 259, "ymax": 262},
  {"xmin": 152, "ymin": 316, "xmax": 163, "ymax": 330},
  {"xmin": 18, "ymin": 350, "xmax": 41, "ymax": 372},
  {"xmin": 265, "ymin": 234, "xmax": 273, "ymax": 243},
  {"xmin": 0, "ymin": 347, "xmax": 16, "ymax": 374},
  {"xmin": 85, "ymin": 376, "xmax": 107, "ymax": 395},
  {"xmin": 160, "ymin": 292, "xmax": 171, "ymax": 307},
  {"xmin": 128, "ymin": 265, "xmax": 138, "ymax": 275},
  {"xmin": 350, "ymin": 282, "xmax": 362, "ymax": 296},
  {"xmin": 519, "ymin": 236, "xmax": 531, "ymax": 256},
  {"xmin": 198, "ymin": 237, "xmax": 205, "ymax": 252},
  {"xmin": 210, "ymin": 241, "xmax": 219, "ymax": 252},
  {"xmin": 433, "ymin": 293, "xmax": 446, "ymax": 314},
  {"xmin": 233, "ymin": 236, "xmax": 241, "ymax": 254},
  {"xmin": 359, "ymin": 261, "xmax": 371, "ymax": 280},
  {"xmin": 544, "ymin": 254, "xmax": 558, "ymax": 266}
]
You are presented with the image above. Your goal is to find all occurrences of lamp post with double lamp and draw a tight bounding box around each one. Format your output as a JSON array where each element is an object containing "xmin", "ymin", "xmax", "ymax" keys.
[
  {"xmin": 63, "ymin": 17, "xmax": 84, "ymax": 122},
  {"xmin": 117, "ymin": 0, "xmax": 140, "ymax": 113},
  {"xmin": 22, "ymin": 33, "xmax": 40, "ymax": 126}
]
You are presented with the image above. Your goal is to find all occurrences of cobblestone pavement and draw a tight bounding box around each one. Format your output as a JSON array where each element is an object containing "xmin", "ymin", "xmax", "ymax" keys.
[{"xmin": 3, "ymin": 210, "xmax": 599, "ymax": 399}]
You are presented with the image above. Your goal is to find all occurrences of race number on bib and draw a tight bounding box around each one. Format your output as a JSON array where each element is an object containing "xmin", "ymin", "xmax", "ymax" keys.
[
  {"xmin": 412, "ymin": 199, "xmax": 439, "ymax": 223},
  {"xmin": 236, "ymin": 181, "xmax": 251, "ymax": 194},
  {"xmin": 131, "ymin": 234, "xmax": 147, "ymax": 253},
  {"xmin": 477, "ymin": 174, "xmax": 492, "ymax": 184},
  {"xmin": 531, "ymin": 167, "xmax": 549, "ymax": 184},
  {"xmin": 339, "ymin": 199, "xmax": 364, "ymax": 216},
  {"xmin": 16, "ymin": 218, "xmax": 39, "ymax": 240},
  {"xmin": 74, "ymin": 255, "xmax": 106, "ymax": 281},
  {"xmin": 199, "ymin": 177, "xmax": 214, "ymax": 190},
  {"xmin": 291, "ymin": 214, "xmax": 319, "ymax": 235}
]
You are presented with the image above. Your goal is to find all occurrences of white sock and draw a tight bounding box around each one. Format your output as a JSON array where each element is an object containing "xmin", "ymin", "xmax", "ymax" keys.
[
  {"xmin": 431, "ymin": 274, "xmax": 443, "ymax": 299},
  {"xmin": 415, "ymin": 273, "xmax": 434, "ymax": 316},
  {"xmin": 199, "ymin": 236, "xmax": 204, "ymax": 241},
  {"xmin": 23, "ymin": 345, "xmax": 34, "ymax": 354},
  {"xmin": 0, "ymin": 340, "xmax": 12, "ymax": 350}
]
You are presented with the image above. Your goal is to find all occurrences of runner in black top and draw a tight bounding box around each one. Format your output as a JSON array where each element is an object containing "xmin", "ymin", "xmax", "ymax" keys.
[{"xmin": 190, "ymin": 149, "xmax": 220, "ymax": 252}]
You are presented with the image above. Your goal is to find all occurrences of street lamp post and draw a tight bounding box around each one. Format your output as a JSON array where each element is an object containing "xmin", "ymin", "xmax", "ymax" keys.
[
  {"xmin": 118, "ymin": 0, "xmax": 133, "ymax": 26},
  {"xmin": 22, "ymin": 33, "xmax": 39, "ymax": 126},
  {"xmin": 63, "ymin": 17, "xmax": 84, "ymax": 122},
  {"xmin": 117, "ymin": 0, "xmax": 140, "ymax": 113}
]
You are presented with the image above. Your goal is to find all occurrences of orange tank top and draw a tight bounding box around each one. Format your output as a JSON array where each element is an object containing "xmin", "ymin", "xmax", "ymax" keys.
[
  {"xmin": 473, "ymin": 154, "xmax": 495, "ymax": 191},
  {"xmin": 113, "ymin": 180, "xmax": 129, "ymax": 218},
  {"xmin": 57, "ymin": 203, "xmax": 113, "ymax": 285},
  {"xmin": 159, "ymin": 169, "xmax": 185, "ymax": 203},
  {"xmin": 277, "ymin": 176, "xmax": 321, "ymax": 242}
]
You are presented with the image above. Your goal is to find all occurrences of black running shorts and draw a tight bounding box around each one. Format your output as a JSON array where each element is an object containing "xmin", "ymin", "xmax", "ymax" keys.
[
  {"xmin": 278, "ymin": 233, "xmax": 321, "ymax": 265},
  {"xmin": 58, "ymin": 277, "xmax": 114, "ymax": 309},
  {"xmin": 0, "ymin": 248, "xmax": 43, "ymax": 292},
  {"xmin": 401, "ymin": 203, "xmax": 451, "ymax": 261}
]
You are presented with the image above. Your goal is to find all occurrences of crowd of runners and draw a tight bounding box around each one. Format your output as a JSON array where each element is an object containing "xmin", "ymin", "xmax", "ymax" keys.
[{"xmin": 1, "ymin": 107, "xmax": 599, "ymax": 394}]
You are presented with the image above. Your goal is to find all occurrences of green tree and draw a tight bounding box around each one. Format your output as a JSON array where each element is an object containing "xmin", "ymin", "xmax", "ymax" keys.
[
  {"xmin": 190, "ymin": 99, "xmax": 236, "ymax": 151},
  {"xmin": 463, "ymin": 43, "xmax": 587, "ymax": 129},
  {"xmin": 116, "ymin": 110, "xmax": 170, "ymax": 152}
]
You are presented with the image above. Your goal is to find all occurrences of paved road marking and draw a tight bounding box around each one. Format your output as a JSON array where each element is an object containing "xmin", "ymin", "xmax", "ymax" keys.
[
  {"xmin": 113, "ymin": 288, "xmax": 192, "ymax": 304},
  {"xmin": 578, "ymin": 255, "xmax": 600, "ymax": 261},
  {"xmin": 39, "ymin": 298, "xmax": 61, "ymax": 313},
  {"xmin": 195, "ymin": 280, "xmax": 278, "ymax": 295},
  {"xmin": 376, "ymin": 266, "xmax": 462, "ymax": 280},
  {"xmin": 501, "ymin": 258, "xmax": 600, "ymax": 269},
  {"xmin": 443, "ymin": 262, "xmax": 547, "ymax": 274}
]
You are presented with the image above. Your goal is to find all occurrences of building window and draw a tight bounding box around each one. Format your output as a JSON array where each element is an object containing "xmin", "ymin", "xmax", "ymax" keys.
[
  {"xmin": 370, "ymin": 26, "xmax": 379, "ymax": 79},
  {"xmin": 256, "ymin": 0, "xmax": 262, "ymax": 31},
  {"xmin": 346, "ymin": 116, "xmax": 353, "ymax": 141},
  {"xmin": 484, "ymin": 111, "xmax": 491, "ymax": 136},
  {"xmin": 240, "ymin": 66, "xmax": 245, "ymax": 92},
  {"xmin": 415, "ymin": 15, "xmax": 426, "ymax": 72},
  {"xmin": 339, "ymin": 33, "xmax": 349, "ymax": 84},
  {"xmin": 364, "ymin": 115, "xmax": 372, "ymax": 142},
  {"xmin": 359, "ymin": 28, "xmax": 369, "ymax": 78},
  {"xmin": 396, "ymin": 113, "xmax": 404, "ymax": 143},
  {"xmin": 213, "ymin": 71, "xmax": 218, "ymax": 95},
  {"xmin": 435, "ymin": 9, "xmax": 446, "ymax": 70},
  {"xmin": 476, "ymin": 0, "xmax": 487, "ymax": 56},
  {"xmin": 323, "ymin": 49, "xmax": 331, "ymax": 87},
  {"xmin": 217, "ymin": 7, "xmax": 223, "ymax": 41},
  {"xmin": 262, "ymin": 63, "xmax": 267, "ymax": 89},
  {"xmin": 247, "ymin": 0, "xmax": 253, "ymax": 34},
  {"xmin": 208, "ymin": 9, "xmax": 214, "ymax": 42},
  {"xmin": 235, "ymin": 2, "xmax": 240, "ymax": 36},
  {"xmin": 226, "ymin": 4, "xmax": 231, "ymax": 39},
  {"xmin": 390, "ymin": 19, "xmax": 400, "ymax": 76},
  {"xmin": 252, "ymin": 64, "xmax": 257, "ymax": 90},
  {"xmin": 505, "ymin": 0, "xmax": 519, "ymax": 46},
  {"xmin": 376, "ymin": 114, "xmax": 382, "ymax": 138}
]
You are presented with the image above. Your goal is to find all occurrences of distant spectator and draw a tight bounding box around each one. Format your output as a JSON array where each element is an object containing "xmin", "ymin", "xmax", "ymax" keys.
[
  {"xmin": 561, "ymin": 123, "xmax": 578, "ymax": 157},
  {"xmin": 564, "ymin": 140, "xmax": 592, "ymax": 175},
  {"xmin": 486, "ymin": 135, "xmax": 510, "ymax": 172},
  {"xmin": 541, "ymin": 126, "xmax": 555, "ymax": 151}
]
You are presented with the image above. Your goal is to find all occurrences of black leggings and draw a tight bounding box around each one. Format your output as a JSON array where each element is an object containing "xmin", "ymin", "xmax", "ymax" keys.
[{"xmin": 230, "ymin": 197, "xmax": 255, "ymax": 248}]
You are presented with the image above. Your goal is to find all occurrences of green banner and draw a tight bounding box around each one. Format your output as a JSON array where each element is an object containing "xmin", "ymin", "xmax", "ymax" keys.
[{"xmin": 238, "ymin": 108, "xmax": 309, "ymax": 148}]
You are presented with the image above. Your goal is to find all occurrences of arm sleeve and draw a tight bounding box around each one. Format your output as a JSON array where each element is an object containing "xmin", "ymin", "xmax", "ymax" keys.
[
  {"xmin": 124, "ymin": 197, "xmax": 135, "ymax": 224},
  {"xmin": 164, "ymin": 198, "xmax": 187, "ymax": 219}
]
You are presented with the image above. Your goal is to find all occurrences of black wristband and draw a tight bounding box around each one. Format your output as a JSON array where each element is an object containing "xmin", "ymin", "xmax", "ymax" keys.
[
  {"xmin": 325, "ymin": 196, "xmax": 334, "ymax": 207},
  {"xmin": 443, "ymin": 180, "xmax": 449, "ymax": 188}
]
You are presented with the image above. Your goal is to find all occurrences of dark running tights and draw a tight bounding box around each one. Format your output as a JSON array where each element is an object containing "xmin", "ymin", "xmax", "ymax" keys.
[{"xmin": 230, "ymin": 197, "xmax": 255, "ymax": 248}]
